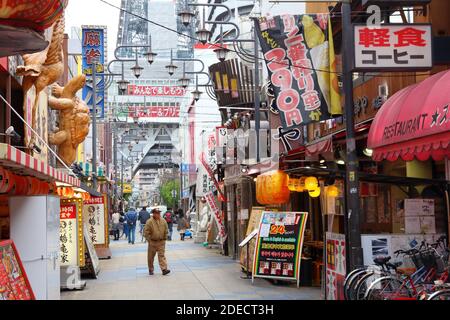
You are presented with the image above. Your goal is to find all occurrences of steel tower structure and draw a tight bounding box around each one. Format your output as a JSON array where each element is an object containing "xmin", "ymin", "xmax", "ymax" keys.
[{"xmin": 116, "ymin": 0, "xmax": 149, "ymax": 58}]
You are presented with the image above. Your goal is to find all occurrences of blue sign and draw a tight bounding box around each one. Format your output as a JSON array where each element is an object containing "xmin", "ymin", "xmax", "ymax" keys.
[
  {"xmin": 181, "ymin": 163, "xmax": 196, "ymax": 173},
  {"xmin": 82, "ymin": 27, "xmax": 106, "ymax": 118}
]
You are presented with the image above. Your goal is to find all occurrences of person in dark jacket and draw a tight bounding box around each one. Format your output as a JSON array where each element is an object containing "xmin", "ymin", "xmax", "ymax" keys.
[
  {"xmin": 177, "ymin": 209, "xmax": 187, "ymax": 241},
  {"xmin": 125, "ymin": 208, "xmax": 138, "ymax": 244},
  {"xmin": 138, "ymin": 206, "xmax": 151, "ymax": 241}
]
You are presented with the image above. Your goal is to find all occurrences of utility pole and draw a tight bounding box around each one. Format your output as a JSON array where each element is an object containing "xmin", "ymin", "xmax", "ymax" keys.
[
  {"xmin": 342, "ymin": 0, "xmax": 363, "ymax": 270},
  {"xmin": 253, "ymin": 18, "xmax": 261, "ymax": 163},
  {"xmin": 113, "ymin": 127, "xmax": 118, "ymax": 197},
  {"xmin": 91, "ymin": 60, "xmax": 98, "ymax": 191}
]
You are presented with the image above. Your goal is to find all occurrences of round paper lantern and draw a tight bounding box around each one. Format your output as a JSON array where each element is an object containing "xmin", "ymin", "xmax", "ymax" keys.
[
  {"xmin": 305, "ymin": 176, "xmax": 318, "ymax": 191},
  {"xmin": 49, "ymin": 181, "xmax": 57, "ymax": 194},
  {"xmin": 309, "ymin": 187, "xmax": 321, "ymax": 198},
  {"xmin": 83, "ymin": 192, "xmax": 91, "ymax": 201},
  {"xmin": 288, "ymin": 177, "xmax": 298, "ymax": 192},
  {"xmin": 13, "ymin": 175, "xmax": 28, "ymax": 195},
  {"xmin": 295, "ymin": 177, "xmax": 306, "ymax": 192},
  {"xmin": 0, "ymin": 167, "xmax": 14, "ymax": 193},
  {"xmin": 26, "ymin": 176, "xmax": 40, "ymax": 195},
  {"xmin": 63, "ymin": 187, "xmax": 74, "ymax": 198},
  {"xmin": 327, "ymin": 185, "xmax": 339, "ymax": 197}
]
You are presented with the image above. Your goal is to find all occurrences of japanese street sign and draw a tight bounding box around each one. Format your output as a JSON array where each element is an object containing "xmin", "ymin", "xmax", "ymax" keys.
[
  {"xmin": 82, "ymin": 26, "xmax": 107, "ymax": 118},
  {"xmin": 60, "ymin": 199, "xmax": 85, "ymax": 268},
  {"xmin": 204, "ymin": 191, "xmax": 227, "ymax": 244},
  {"xmin": 83, "ymin": 195, "xmax": 107, "ymax": 246},
  {"xmin": 354, "ymin": 24, "xmax": 432, "ymax": 71},
  {"xmin": 256, "ymin": 14, "xmax": 342, "ymax": 130},
  {"xmin": 127, "ymin": 85, "xmax": 187, "ymax": 96},
  {"xmin": 127, "ymin": 105, "xmax": 180, "ymax": 118},
  {"xmin": 253, "ymin": 212, "xmax": 308, "ymax": 286}
]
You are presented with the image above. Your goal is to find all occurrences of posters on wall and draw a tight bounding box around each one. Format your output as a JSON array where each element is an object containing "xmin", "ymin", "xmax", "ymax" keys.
[
  {"xmin": 253, "ymin": 211, "xmax": 308, "ymax": 286},
  {"xmin": 60, "ymin": 199, "xmax": 84, "ymax": 267},
  {"xmin": 256, "ymin": 14, "xmax": 341, "ymax": 130},
  {"xmin": 240, "ymin": 207, "xmax": 265, "ymax": 272},
  {"xmin": 325, "ymin": 233, "xmax": 346, "ymax": 300},
  {"xmin": 404, "ymin": 199, "xmax": 436, "ymax": 234},
  {"xmin": 83, "ymin": 195, "xmax": 107, "ymax": 246},
  {"xmin": 0, "ymin": 240, "xmax": 34, "ymax": 300}
]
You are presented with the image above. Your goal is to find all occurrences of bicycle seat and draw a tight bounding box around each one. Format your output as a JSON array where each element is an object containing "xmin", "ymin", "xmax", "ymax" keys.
[{"xmin": 373, "ymin": 256, "xmax": 391, "ymax": 266}]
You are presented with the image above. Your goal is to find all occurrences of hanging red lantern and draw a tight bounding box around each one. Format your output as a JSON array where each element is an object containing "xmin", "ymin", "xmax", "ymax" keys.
[
  {"xmin": 48, "ymin": 181, "xmax": 57, "ymax": 195},
  {"xmin": 26, "ymin": 176, "xmax": 40, "ymax": 195},
  {"xmin": 0, "ymin": 167, "xmax": 14, "ymax": 194},
  {"xmin": 13, "ymin": 175, "xmax": 28, "ymax": 195}
]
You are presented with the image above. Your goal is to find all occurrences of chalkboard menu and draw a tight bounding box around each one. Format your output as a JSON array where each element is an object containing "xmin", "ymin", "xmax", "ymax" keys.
[
  {"xmin": 252, "ymin": 212, "xmax": 308, "ymax": 285},
  {"xmin": 0, "ymin": 240, "xmax": 34, "ymax": 300}
]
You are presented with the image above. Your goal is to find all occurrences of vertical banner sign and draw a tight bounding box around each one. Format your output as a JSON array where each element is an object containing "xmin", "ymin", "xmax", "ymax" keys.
[
  {"xmin": 253, "ymin": 212, "xmax": 308, "ymax": 285},
  {"xmin": 83, "ymin": 195, "xmax": 107, "ymax": 245},
  {"xmin": 82, "ymin": 26, "xmax": 106, "ymax": 118},
  {"xmin": 60, "ymin": 203, "xmax": 77, "ymax": 266},
  {"xmin": 60, "ymin": 199, "xmax": 85, "ymax": 267},
  {"xmin": 256, "ymin": 14, "xmax": 341, "ymax": 130},
  {"xmin": 326, "ymin": 232, "xmax": 346, "ymax": 300},
  {"xmin": 204, "ymin": 191, "xmax": 227, "ymax": 244},
  {"xmin": 0, "ymin": 240, "xmax": 35, "ymax": 300}
]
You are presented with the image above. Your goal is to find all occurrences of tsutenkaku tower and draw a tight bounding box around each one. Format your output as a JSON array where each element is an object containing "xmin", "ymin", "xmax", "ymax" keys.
[{"xmin": 116, "ymin": 0, "xmax": 149, "ymax": 58}]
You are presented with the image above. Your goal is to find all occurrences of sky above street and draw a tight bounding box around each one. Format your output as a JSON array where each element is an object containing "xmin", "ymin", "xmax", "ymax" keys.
[{"xmin": 65, "ymin": 0, "xmax": 121, "ymax": 56}]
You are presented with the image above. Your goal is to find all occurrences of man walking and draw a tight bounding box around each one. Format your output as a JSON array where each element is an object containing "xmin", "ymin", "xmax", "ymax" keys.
[
  {"xmin": 125, "ymin": 207, "xmax": 138, "ymax": 244},
  {"xmin": 138, "ymin": 206, "xmax": 151, "ymax": 241},
  {"xmin": 143, "ymin": 208, "xmax": 170, "ymax": 275},
  {"xmin": 163, "ymin": 208, "xmax": 174, "ymax": 241}
]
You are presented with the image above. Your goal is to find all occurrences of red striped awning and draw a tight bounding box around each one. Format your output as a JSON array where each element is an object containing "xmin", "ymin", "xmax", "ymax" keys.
[
  {"xmin": 0, "ymin": 143, "xmax": 80, "ymax": 186},
  {"xmin": 368, "ymin": 70, "xmax": 450, "ymax": 162}
]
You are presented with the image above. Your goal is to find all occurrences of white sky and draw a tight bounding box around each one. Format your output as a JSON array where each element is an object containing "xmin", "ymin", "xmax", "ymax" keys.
[{"xmin": 65, "ymin": 0, "xmax": 121, "ymax": 57}]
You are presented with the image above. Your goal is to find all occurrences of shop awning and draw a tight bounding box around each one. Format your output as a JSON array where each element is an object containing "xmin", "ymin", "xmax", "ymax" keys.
[
  {"xmin": 305, "ymin": 136, "xmax": 333, "ymax": 157},
  {"xmin": 0, "ymin": 143, "xmax": 80, "ymax": 187},
  {"xmin": 368, "ymin": 70, "xmax": 450, "ymax": 162}
]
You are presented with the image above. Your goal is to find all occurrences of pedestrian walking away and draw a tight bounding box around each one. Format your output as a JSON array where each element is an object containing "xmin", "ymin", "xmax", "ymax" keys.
[
  {"xmin": 125, "ymin": 207, "xmax": 138, "ymax": 244},
  {"xmin": 111, "ymin": 210, "xmax": 121, "ymax": 241},
  {"xmin": 143, "ymin": 208, "xmax": 170, "ymax": 275},
  {"xmin": 177, "ymin": 209, "xmax": 187, "ymax": 241},
  {"xmin": 163, "ymin": 208, "xmax": 174, "ymax": 241},
  {"xmin": 138, "ymin": 206, "xmax": 151, "ymax": 242}
]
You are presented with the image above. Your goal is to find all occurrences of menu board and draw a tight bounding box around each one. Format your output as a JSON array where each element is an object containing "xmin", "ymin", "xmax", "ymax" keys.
[
  {"xmin": 240, "ymin": 207, "xmax": 265, "ymax": 271},
  {"xmin": 253, "ymin": 212, "xmax": 308, "ymax": 285},
  {"xmin": 83, "ymin": 195, "xmax": 107, "ymax": 246},
  {"xmin": 326, "ymin": 233, "xmax": 346, "ymax": 300},
  {"xmin": 80, "ymin": 225, "xmax": 100, "ymax": 278},
  {"xmin": 0, "ymin": 240, "xmax": 35, "ymax": 300},
  {"xmin": 60, "ymin": 199, "xmax": 85, "ymax": 267}
]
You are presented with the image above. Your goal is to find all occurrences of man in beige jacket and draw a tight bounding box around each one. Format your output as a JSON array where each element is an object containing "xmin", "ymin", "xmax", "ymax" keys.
[{"xmin": 143, "ymin": 208, "xmax": 170, "ymax": 275}]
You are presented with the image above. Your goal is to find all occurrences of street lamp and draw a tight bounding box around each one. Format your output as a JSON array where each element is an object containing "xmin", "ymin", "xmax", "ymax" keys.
[
  {"xmin": 196, "ymin": 28, "xmax": 211, "ymax": 45},
  {"xmin": 131, "ymin": 63, "xmax": 144, "ymax": 79},
  {"xmin": 117, "ymin": 79, "xmax": 129, "ymax": 94},
  {"xmin": 165, "ymin": 49, "xmax": 178, "ymax": 76},
  {"xmin": 178, "ymin": 9, "xmax": 195, "ymax": 27},
  {"xmin": 192, "ymin": 75, "xmax": 202, "ymax": 101},
  {"xmin": 214, "ymin": 46, "xmax": 228, "ymax": 62},
  {"xmin": 177, "ymin": 63, "xmax": 190, "ymax": 89},
  {"xmin": 144, "ymin": 51, "xmax": 157, "ymax": 65}
]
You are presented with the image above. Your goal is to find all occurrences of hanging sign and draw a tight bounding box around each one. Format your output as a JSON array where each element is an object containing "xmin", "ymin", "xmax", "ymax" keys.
[
  {"xmin": 354, "ymin": 24, "xmax": 432, "ymax": 71},
  {"xmin": 252, "ymin": 211, "xmax": 308, "ymax": 285},
  {"xmin": 83, "ymin": 195, "xmax": 107, "ymax": 246},
  {"xmin": 82, "ymin": 26, "xmax": 107, "ymax": 118},
  {"xmin": 256, "ymin": 14, "xmax": 341, "ymax": 130},
  {"xmin": 60, "ymin": 199, "xmax": 85, "ymax": 267},
  {"xmin": 204, "ymin": 191, "xmax": 227, "ymax": 244},
  {"xmin": 253, "ymin": 211, "xmax": 308, "ymax": 286},
  {"xmin": 0, "ymin": 240, "xmax": 35, "ymax": 300}
]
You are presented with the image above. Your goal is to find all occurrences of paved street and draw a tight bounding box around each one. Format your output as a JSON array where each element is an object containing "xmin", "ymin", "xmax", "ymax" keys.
[{"xmin": 61, "ymin": 229, "xmax": 321, "ymax": 300}]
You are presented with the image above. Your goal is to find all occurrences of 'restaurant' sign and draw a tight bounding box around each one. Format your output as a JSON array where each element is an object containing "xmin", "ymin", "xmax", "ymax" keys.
[
  {"xmin": 256, "ymin": 14, "xmax": 341, "ymax": 130},
  {"xmin": 354, "ymin": 24, "xmax": 432, "ymax": 71},
  {"xmin": 253, "ymin": 212, "xmax": 308, "ymax": 286},
  {"xmin": 83, "ymin": 195, "xmax": 107, "ymax": 246},
  {"xmin": 127, "ymin": 85, "xmax": 187, "ymax": 96}
]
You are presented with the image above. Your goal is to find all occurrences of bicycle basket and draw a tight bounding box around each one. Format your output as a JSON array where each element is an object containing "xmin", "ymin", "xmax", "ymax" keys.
[
  {"xmin": 410, "ymin": 252, "xmax": 425, "ymax": 269},
  {"xmin": 420, "ymin": 249, "xmax": 438, "ymax": 270}
]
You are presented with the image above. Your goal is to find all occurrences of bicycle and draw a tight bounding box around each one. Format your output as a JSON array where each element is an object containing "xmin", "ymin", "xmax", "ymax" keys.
[{"xmin": 365, "ymin": 238, "xmax": 449, "ymax": 300}]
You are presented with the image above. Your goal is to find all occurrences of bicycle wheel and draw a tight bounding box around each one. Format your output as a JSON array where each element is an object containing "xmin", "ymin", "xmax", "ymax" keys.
[
  {"xmin": 344, "ymin": 268, "xmax": 367, "ymax": 300},
  {"xmin": 355, "ymin": 271, "xmax": 380, "ymax": 300},
  {"xmin": 365, "ymin": 276, "xmax": 411, "ymax": 300},
  {"xmin": 428, "ymin": 289, "xmax": 450, "ymax": 300},
  {"xmin": 347, "ymin": 269, "xmax": 371, "ymax": 300}
]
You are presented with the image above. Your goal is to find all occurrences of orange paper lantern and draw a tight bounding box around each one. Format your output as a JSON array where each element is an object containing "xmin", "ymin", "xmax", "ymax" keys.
[{"xmin": 256, "ymin": 170, "xmax": 290, "ymax": 205}]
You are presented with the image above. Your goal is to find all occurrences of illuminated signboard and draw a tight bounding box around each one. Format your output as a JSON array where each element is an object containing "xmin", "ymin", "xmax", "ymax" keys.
[
  {"xmin": 60, "ymin": 198, "xmax": 85, "ymax": 267},
  {"xmin": 82, "ymin": 26, "xmax": 107, "ymax": 118},
  {"xmin": 127, "ymin": 85, "xmax": 187, "ymax": 96}
]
